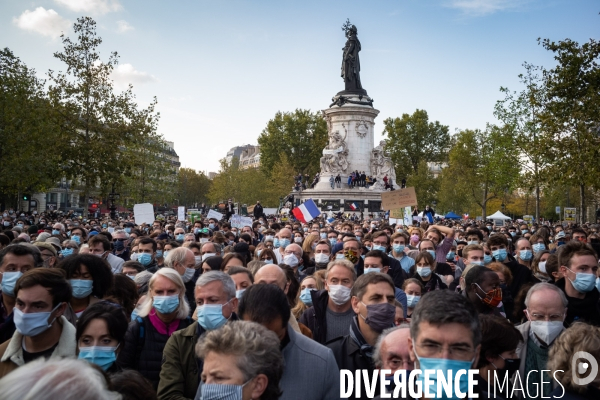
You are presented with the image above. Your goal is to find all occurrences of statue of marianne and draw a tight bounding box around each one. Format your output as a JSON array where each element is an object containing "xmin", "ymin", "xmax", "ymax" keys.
[{"xmin": 341, "ymin": 22, "xmax": 363, "ymax": 93}]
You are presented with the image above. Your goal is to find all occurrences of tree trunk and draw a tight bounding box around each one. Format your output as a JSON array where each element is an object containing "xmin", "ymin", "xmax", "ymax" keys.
[
  {"xmin": 482, "ymin": 184, "xmax": 488, "ymax": 220},
  {"xmin": 535, "ymin": 184, "xmax": 540, "ymax": 222},
  {"xmin": 580, "ymin": 184, "xmax": 585, "ymax": 224}
]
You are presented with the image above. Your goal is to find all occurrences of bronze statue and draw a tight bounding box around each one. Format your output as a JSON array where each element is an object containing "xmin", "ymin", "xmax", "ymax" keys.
[{"xmin": 341, "ymin": 19, "xmax": 365, "ymax": 94}]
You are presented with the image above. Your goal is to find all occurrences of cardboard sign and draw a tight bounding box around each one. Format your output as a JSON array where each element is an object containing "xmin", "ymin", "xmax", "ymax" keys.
[
  {"xmin": 133, "ymin": 203, "xmax": 155, "ymax": 225},
  {"xmin": 231, "ymin": 214, "xmax": 253, "ymax": 229},
  {"xmin": 178, "ymin": 206, "xmax": 185, "ymax": 221},
  {"xmin": 247, "ymin": 205, "xmax": 255, "ymax": 214},
  {"xmin": 207, "ymin": 209, "xmax": 223, "ymax": 221},
  {"xmin": 523, "ymin": 215, "xmax": 534, "ymax": 223},
  {"xmin": 381, "ymin": 187, "xmax": 418, "ymax": 211},
  {"xmin": 390, "ymin": 209, "xmax": 404, "ymax": 219}
]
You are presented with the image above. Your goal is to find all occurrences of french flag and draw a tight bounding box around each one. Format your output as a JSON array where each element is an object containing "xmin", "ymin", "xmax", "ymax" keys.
[
  {"xmin": 349, "ymin": 202, "xmax": 359, "ymax": 211},
  {"xmin": 292, "ymin": 199, "xmax": 321, "ymax": 223},
  {"xmin": 463, "ymin": 213, "xmax": 469, "ymax": 220}
]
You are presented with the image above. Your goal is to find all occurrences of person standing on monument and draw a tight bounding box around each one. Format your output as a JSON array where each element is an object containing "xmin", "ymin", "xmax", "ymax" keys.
[{"xmin": 329, "ymin": 175, "xmax": 335, "ymax": 190}]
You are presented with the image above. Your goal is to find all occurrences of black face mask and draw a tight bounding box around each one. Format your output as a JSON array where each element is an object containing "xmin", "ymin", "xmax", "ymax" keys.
[{"xmin": 457, "ymin": 249, "xmax": 463, "ymax": 258}]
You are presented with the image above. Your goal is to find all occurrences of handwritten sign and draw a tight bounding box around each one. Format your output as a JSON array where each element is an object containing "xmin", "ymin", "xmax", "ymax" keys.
[
  {"xmin": 381, "ymin": 187, "xmax": 418, "ymax": 211},
  {"xmin": 231, "ymin": 214, "xmax": 254, "ymax": 229},
  {"xmin": 133, "ymin": 203, "xmax": 155, "ymax": 225},
  {"xmin": 177, "ymin": 206, "xmax": 185, "ymax": 221},
  {"xmin": 207, "ymin": 209, "xmax": 223, "ymax": 221},
  {"xmin": 247, "ymin": 205, "xmax": 255, "ymax": 214}
]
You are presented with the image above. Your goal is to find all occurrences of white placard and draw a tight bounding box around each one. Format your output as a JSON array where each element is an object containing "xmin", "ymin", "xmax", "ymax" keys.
[
  {"xmin": 403, "ymin": 206, "xmax": 412, "ymax": 226},
  {"xmin": 178, "ymin": 206, "xmax": 185, "ymax": 221},
  {"xmin": 231, "ymin": 214, "xmax": 254, "ymax": 229},
  {"xmin": 133, "ymin": 203, "xmax": 155, "ymax": 225},
  {"xmin": 207, "ymin": 209, "xmax": 223, "ymax": 221}
]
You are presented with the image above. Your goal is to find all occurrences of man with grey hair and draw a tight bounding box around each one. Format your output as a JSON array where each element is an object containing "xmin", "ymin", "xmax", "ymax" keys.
[
  {"xmin": 200, "ymin": 241, "xmax": 221, "ymax": 261},
  {"xmin": 282, "ymin": 243, "xmax": 304, "ymax": 277},
  {"xmin": 158, "ymin": 271, "xmax": 239, "ymax": 399},
  {"xmin": 372, "ymin": 325, "xmax": 412, "ymax": 397},
  {"xmin": 516, "ymin": 282, "xmax": 568, "ymax": 397}
]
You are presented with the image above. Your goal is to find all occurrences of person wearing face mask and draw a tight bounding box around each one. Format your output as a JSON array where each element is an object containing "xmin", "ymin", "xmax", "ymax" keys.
[
  {"xmin": 291, "ymin": 276, "xmax": 318, "ymax": 320},
  {"xmin": 555, "ymin": 240, "xmax": 600, "ymax": 326},
  {"xmin": 0, "ymin": 269, "xmax": 74, "ymax": 378},
  {"xmin": 299, "ymin": 259, "xmax": 356, "ymax": 345},
  {"xmin": 137, "ymin": 237, "xmax": 159, "ymax": 273},
  {"xmin": 514, "ymin": 237, "xmax": 533, "ymax": 269},
  {"xmin": 87, "ymin": 235, "xmax": 124, "ymax": 274},
  {"xmin": 327, "ymin": 273, "xmax": 396, "ymax": 400},
  {"xmin": 363, "ymin": 250, "xmax": 408, "ymax": 316},
  {"xmin": 195, "ymin": 321, "xmax": 284, "ymax": 400},
  {"xmin": 274, "ymin": 228, "xmax": 293, "ymax": 264},
  {"xmin": 464, "ymin": 266, "xmax": 505, "ymax": 317},
  {"xmin": 303, "ymin": 240, "xmax": 331, "ymax": 275},
  {"xmin": 165, "ymin": 247, "xmax": 199, "ymax": 316},
  {"xmin": 173, "ymin": 228, "xmax": 186, "ymax": 244},
  {"xmin": 59, "ymin": 254, "xmax": 113, "ymax": 325},
  {"xmin": 111, "ymin": 230, "xmax": 130, "ymax": 261},
  {"xmin": 282, "ymin": 243, "xmax": 304, "ymax": 279},
  {"xmin": 118, "ymin": 268, "xmax": 192, "ymax": 390},
  {"xmin": 476, "ymin": 314, "xmax": 523, "ymax": 398},
  {"xmin": 402, "ymin": 278, "xmax": 423, "ymax": 320},
  {"xmin": 76, "ymin": 302, "xmax": 128, "ymax": 373},
  {"xmin": 157, "ymin": 271, "xmax": 238, "ymax": 399},
  {"xmin": 515, "ymin": 283, "xmax": 568, "ymax": 397},
  {"xmin": 531, "ymin": 250, "xmax": 551, "ymax": 283},
  {"xmin": 487, "ymin": 234, "xmax": 533, "ymax": 298},
  {"xmin": 411, "ymin": 251, "xmax": 448, "ymax": 293}
]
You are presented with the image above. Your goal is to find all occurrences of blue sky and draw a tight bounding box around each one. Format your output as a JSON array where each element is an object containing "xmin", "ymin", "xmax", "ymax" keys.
[{"xmin": 2, "ymin": 0, "xmax": 598, "ymax": 174}]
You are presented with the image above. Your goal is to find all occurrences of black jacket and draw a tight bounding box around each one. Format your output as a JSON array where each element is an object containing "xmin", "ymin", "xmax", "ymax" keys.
[
  {"xmin": 554, "ymin": 278, "xmax": 600, "ymax": 326},
  {"xmin": 327, "ymin": 334, "xmax": 374, "ymax": 400},
  {"xmin": 184, "ymin": 269, "xmax": 203, "ymax": 316},
  {"xmin": 387, "ymin": 257, "xmax": 409, "ymax": 289},
  {"xmin": 504, "ymin": 256, "xmax": 533, "ymax": 296},
  {"xmin": 412, "ymin": 271, "xmax": 448, "ymax": 292},
  {"xmin": 253, "ymin": 204, "xmax": 263, "ymax": 218},
  {"xmin": 299, "ymin": 289, "xmax": 330, "ymax": 344},
  {"xmin": 116, "ymin": 315, "xmax": 193, "ymax": 389},
  {"xmin": 549, "ymin": 386, "xmax": 600, "ymax": 400},
  {"xmin": 145, "ymin": 259, "xmax": 160, "ymax": 274}
]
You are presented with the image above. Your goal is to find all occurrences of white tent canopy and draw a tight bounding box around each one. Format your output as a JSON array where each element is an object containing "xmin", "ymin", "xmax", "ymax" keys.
[{"xmin": 487, "ymin": 211, "xmax": 511, "ymax": 220}]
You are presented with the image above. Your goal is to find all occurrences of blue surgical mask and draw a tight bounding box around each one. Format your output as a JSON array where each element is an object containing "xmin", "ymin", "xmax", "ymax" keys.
[
  {"xmin": 70, "ymin": 279, "xmax": 93, "ymax": 299},
  {"xmin": 467, "ymin": 240, "xmax": 478, "ymax": 246},
  {"xmin": 417, "ymin": 266, "xmax": 432, "ymax": 278},
  {"xmin": 209, "ymin": 223, "xmax": 215, "ymax": 230},
  {"xmin": 567, "ymin": 269, "xmax": 596, "ymax": 293},
  {"xmin": 519, "ymin": 250, "xmax": 532, "ymax": 261},
  {"xmin": 78, "ymin": 345, "xmax": 119, "ymax": 371},
  {"xmin": 596, "ymin": 277, "xmax": 600, "ymax": 292},
  {"xmin": 13, "ymin": 302, "xmax": 61, "ymax": 337},
  {"xmin": 415, "ymin": 346, "xmax": 474, "ymax": 399},
  {"xmin": 335, "ymin": 253, "xmax": 346, "ymax": 260},
  {"xmin": 372, "ymin": 244, "xmax": 386, "ymax": 251},
  {"xmin": 197, "ymin": 300, "xmax": 231, "ymax": 330},
  {"xmin": 364, "ymin": 267, "xmax": 381, "ymax": 274},
  {"xmin": 153, "ymin": 295, "xmax": 180, "ymax": 314},
  {"xmin": 510, "ymin": 232, "xmax": 516, "ymax": 237},
  {"xmin": 329, "ymin": 238, "xmax": 337, "ymax": 246},
  {"xmin": 492, "ymin": 248, "xmax": 507, "ymax": 262},
  {"xmin": 393, "ymin": 244, "xmax": 405, "ymax": 253},
  {"xmin": 406, "ymin": 294, "xmax": 420, "ymax": 308},
  {"xmin": 299, "ymin": 288, "xmax": 315, "ymax": 306},
  {"xmin": 138, "ymin": 253, "xmax": 152, "ymax": 266},
  {"xmin": 483, "ymin": 254, "xmax": 493, "ymax": 265},
  {"xmin": 263, "ymin": 258, "xmax": 273, "ymax": 264},
  {"xmin": 522, "ymin": 229, "xmax": 529, "ymax": 234},
  {"xmin": 102, "ymin": 224, "xmax": 107, "ymax": 229},
  {"xmin": 273, "ymin": 238, "xmax": 280, "ymax": 248},
  {"xmin": 60, "ymin": 248, "xmax": 73, "ymax": 257},
  {"xmin": 131, "ymin": 308, "xmax": 139, "ymax": 321},
  {"xmin": 1, "ymin": 271, "xmax": 23, "ymax": 296},
  {"xmin": 71, "ymin": 235, "xmax": 81, "ymax": 245},
  {"xmin": 176, "ymin": 234, "xmax": 185, "ymax": 242},
  {"xmin": 52, "ymin": 229, "xmax": 60, "ymax": 235},
  {"xmin": 124, "ymin": 227, "xmax": 132, "ymax": 234},
  {"xmin": 279, "ymin": 238, "xmax": 290, "ymax": 249},
  {"xmin": 532, "ymin": 243, "xmax": 546, "ymax": 253},
  {"xmin": 427, "ymin": 250, "xmax": 436, "ymax": 259},
  {"xmin": 236, "ymin": 289, "xmax": 246, "ymax": 300},
  {"xmin": 320, "ymin": 233, "xmax": 327, "ymax": 239},
  {"xmin": 156, "ymin": 250, "xmax": 163, "ymax": 258},
  {"xmin": 446, "ymin": 251, "xmax": 455, "ymax": 260}
]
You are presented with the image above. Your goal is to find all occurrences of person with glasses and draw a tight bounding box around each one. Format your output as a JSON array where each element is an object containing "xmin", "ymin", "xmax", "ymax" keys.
[
  {"xmin": 111, "ymin": 230, "xmax": 130, "ymax": 262},
  {"xmin": 407, "ymin": 290, "xmax": 486, "ymax": 399},
  {"xmin": 60, "ymin": 240, "xmax": 79, "ymax": 258},
  {"xmin": 33, "ymin": 243, "xmax": 58, "ymax": 268},
  {"xmin": 555, "ymin": 240, "xmax": 600, "ymax": 326},
  {"xmin": 516, "ymin": 282, "xmax": 568, "ymax": 397}
]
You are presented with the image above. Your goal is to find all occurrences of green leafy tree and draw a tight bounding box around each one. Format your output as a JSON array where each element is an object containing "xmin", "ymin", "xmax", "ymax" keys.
[
  {"xmin": 257, "ymin": 109, "xmax": 328, "ymax": 177},
  {"xmin": 178, "ymin": 168, "xmax": 212, "ymax": 208},
  {"xmin": 538, "ymin": 37, "xmax": 600, "ymax": 223},
  {"xmin": 0, "ymin": 48, "xmax": 62, "ymax": 206},
  {"xmin": 444, "ymin": 126, "xmax": 518, "ymax": 219},
  {"xmin": 495, "ymin": 62, "xmax": 548, "ymax": 221},
  {"xmin": 382, "ymin": 109, "xmax": 450, "ymax": 178},
  {"xmin": 48, "ymin": 17, "xmax": 160, "ymax": 214},
  {"xmin": 405, "ymin": 160, "xmax": 439, "ymax": 210}
]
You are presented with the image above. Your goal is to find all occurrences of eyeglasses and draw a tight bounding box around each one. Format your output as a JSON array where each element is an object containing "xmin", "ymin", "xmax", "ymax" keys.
[
  {"xmin": 415, "ymin": 342, "xmax": 474, "ymax": 359},
  {"xmin": 526, "ymin": 311, "xmax": 564, "ymax": 322}
]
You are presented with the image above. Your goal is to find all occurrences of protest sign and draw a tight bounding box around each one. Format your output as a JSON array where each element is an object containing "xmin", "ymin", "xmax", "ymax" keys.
[
  {"xmin": 564, "ymin": 208, "xmax": 576, "ymax": 222},
  {"xmin": 133, "ymin": 203, "xmax": 155, "ymax": 225},
  {"xmin": 247, "ymin": 205, "xmax": 255, "ymax": 214},
  {"xmin": 207, "ymin": 209, "xmax": 224, "ymax": 221},
  {"xmin": 381, "ymin": 187, "xmax": 418, "ymax": 211},
  {"xmin": 178, "ymin": 206, "xmax": 185, "ymax": 221},
  {"xmin": 231, "ymin": 214, "xmax": 253, "ymax": 229}
]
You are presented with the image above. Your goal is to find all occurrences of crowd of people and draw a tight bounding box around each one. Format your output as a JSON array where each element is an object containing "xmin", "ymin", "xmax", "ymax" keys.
[{"xmin": 0, "ymin": 206, "xmax": 598, "ymax": 399}]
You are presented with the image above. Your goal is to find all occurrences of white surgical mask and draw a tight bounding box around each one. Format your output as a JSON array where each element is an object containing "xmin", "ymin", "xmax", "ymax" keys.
[
  {"xmin": 314, "ymin": 253, "xmax": 330, "ymax": 265},
  {"xmin": 202, "ymin": 253, "xmax": 216, "ymax": 261},
  {"xmin": 283, "ymin": 254, "xmax": 299, "ymax": 268},
  {"xmin": 538, "ymin": 261, "xmax": 547, "ymax": 274},
  {"xmin": 328, "ymin": 284, "xmax": 351, "ymax": 305},
  {"xmin": 529, "ymin": 320, "xmax": 564, "ymax": 345}
]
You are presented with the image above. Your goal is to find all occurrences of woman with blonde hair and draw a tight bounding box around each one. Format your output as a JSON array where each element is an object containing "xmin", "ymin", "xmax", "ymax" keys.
[
  {"xmin": 548, "ymin": 322, "xmax": 600, "ymax": 398},
  {"xmin": 302, "ymin": 234, "xmax": 320, "ymax": 261},
  {"xmin": 117, "ymin": 268, "xmax": 192, "ymax": 389},
  {"xmin": 291, "ymin": 276, "xmax": 318, "ymax": 320}
]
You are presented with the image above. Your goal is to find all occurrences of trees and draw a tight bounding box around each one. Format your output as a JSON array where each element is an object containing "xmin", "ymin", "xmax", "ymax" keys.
[
  {"xmin": 382, "ymin": 109, "xmax": 450, "ymax": 178},
  {"xmin": 495, "ymin": 63, "xmax": 548, "ymax": 221},
  {"xmin": 257, "ymin": 109, "xmax": 328, "ymax": 177},
  {"xmin": 538, "ymin": 37, "xmax": 600, "ymax": 223},
  {"xmin": 405, "ymin": 160, "xmax": 439, "ymax": 210},
  {"xmin": 0, "ymin": 48, "xmax": 62, "ymax": 205},
  {"xmin": 442, "ymin": 126, "xmax": 518, "ymax": 219},
  {"xmin": 48, "ymin": 17, "xmax": 163, "ymax": 214},
  {"xmin": 177, "ymin": 168, "xmax": 212, "ymax": 207}
]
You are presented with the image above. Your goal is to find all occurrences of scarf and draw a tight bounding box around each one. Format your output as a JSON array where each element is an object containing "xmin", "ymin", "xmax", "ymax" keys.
[{"xmin": 349, "ymin": 316, "xmax": 374, "ymax": 358}]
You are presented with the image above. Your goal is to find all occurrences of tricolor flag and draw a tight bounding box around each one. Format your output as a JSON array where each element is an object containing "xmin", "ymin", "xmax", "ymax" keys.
[
  {"xmin": 292, "ymin": 199, "xmax": 321, "ymax": 223},
  {"xmin": 349, "ymin": 202, "xmax": 359, "ymax": 211},
  {"xmin": 463, "ymin": 213, "xmax": 469, "ymax": 220}
]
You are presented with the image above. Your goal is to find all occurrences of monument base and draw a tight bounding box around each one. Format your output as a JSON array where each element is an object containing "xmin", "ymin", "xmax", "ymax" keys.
[{"xmin": 293, "ymin": 185, "xmax": 385, "ymax": 216}]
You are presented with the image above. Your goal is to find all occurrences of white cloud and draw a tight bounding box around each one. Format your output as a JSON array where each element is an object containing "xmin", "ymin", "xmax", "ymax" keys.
[
  {"xmin": 447, "ymin": 0, "xmax": 526, "ymax": 16},
  {"xmin": 54, "ymin": 0, "xmax": 122, "ymax": 15},
  {"xmin": 116, "ymin": 20, "xmax": 133, "ymax": 33},
  {"xmin": 13, "ymin": 7, "xmax": 70, "ymax": 38},
  {"xmin": 112, "ymin": 63, "xmax": 158, "ymax": 90}
]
